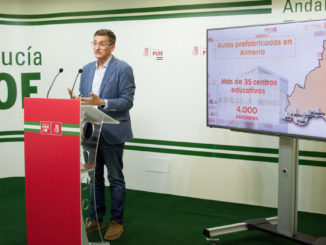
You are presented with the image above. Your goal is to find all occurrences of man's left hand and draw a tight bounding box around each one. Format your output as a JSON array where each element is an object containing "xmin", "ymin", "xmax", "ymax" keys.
[{"xmin": 80, "ymin": 92, "xmax": 103, "ymax": 106}]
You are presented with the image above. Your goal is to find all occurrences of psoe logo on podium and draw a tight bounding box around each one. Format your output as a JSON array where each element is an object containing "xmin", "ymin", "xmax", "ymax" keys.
[
  {"xmin": 51, "ymin": 122, "xmax": 62, "ymax": 136},
  {"xmin": 40, "ymin": 121, "xmax": 62, "ymax": 136},
  {"xmin": 40, "ymin": 121, "xmax": 51, "ymax": 135}
]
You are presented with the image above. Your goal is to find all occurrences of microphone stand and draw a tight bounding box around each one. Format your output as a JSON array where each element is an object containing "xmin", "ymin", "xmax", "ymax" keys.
[
  {"xmin": 70, "ymin": 69, "xmax": 83, "ymax": 99},
  {"xmin": 47, "ymin": 68, "xmax": 63, "ymax": 98}
]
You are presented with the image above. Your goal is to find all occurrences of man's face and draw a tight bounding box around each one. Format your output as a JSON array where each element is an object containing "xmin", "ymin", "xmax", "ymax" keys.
[{"xmin": 93, "ymin": 35, "xmax": 115, "ymax": 61}]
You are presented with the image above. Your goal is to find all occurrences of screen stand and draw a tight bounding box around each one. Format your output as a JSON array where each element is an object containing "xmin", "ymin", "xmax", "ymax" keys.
[
  {"xmin": 277, "ymin": 136, "xmax": 298, "ymax": 236},
  {"xmin": 203, "ymin": 137, "xmax": 326, "ymax": 244}
]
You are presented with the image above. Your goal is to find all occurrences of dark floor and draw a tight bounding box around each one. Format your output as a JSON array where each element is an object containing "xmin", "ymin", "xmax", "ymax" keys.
[{"xmin": 1, "ymin": 177, "xmax": 325, "ymax": 245}]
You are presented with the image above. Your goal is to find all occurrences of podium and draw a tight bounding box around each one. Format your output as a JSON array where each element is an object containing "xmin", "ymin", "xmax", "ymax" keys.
[{"xmin": 24, "ymin": 98, "xmax": 118, "ymax": 245}]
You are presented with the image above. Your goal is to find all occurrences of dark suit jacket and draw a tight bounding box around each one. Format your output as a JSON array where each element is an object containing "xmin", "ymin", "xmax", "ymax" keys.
[{"xmin": 79, "ymin": 55, "xmax": 135, "ymax": 144}]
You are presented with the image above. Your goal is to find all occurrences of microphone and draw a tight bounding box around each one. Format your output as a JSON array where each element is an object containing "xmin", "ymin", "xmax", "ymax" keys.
[
  {"xmin": 70, "ymin": 69, "xmax": 83, "ymax": 98},
  {"xmin": 47, "ymin": 68, "xmax": 63, "ymax": 98}
]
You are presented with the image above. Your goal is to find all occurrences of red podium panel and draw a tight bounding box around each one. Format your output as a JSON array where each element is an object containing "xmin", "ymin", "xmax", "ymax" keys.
[{"xmin": 24, "ymin": 98, "xmax": 81, "ymax": 245}]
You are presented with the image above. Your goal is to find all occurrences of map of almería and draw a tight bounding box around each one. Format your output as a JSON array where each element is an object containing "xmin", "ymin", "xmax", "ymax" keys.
[{"xmin": 284, "ymin": 41, "xmax": 326, "ymax": 126}]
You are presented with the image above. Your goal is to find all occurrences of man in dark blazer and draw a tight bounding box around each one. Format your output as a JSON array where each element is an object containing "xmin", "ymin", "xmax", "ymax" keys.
[{"xmin": 69, "ymin": 29, "xmax": 135, "ymax": 241}]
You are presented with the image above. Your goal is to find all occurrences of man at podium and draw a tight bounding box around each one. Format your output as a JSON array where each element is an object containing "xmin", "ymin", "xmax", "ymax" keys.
[{"xmin": 69, "ymin": 29, "xmax": 135, "ymax": 241}]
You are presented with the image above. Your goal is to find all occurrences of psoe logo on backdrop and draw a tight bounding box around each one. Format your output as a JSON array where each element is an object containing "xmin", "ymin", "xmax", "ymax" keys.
[
  {"xmin": 143, "ymin": 48, "xmax": 164, "ymax": 60},
  {"xmin": 41, "ymin": 121, "xmax": 62, "ymax": 136},
  {"xmin": 192, "ymin": 46, "xmax": 206, "ymax": 56}
]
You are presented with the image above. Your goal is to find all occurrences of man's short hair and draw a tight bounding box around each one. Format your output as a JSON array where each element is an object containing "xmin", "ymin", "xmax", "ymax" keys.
[{"xmin": 94, "ymin": 29, "xmax": 116, "ymax": 45}]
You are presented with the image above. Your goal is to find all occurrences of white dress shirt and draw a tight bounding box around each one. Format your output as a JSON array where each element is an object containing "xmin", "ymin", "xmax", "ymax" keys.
[{"xmin": 91, "ymin": 56, "xmax": 112, "ymax": 109}]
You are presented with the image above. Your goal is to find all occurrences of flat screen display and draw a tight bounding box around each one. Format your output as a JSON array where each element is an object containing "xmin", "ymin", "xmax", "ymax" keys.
[{"xmin": 207, "ymin": 19, "xmax": 326, "ymax": 141}]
